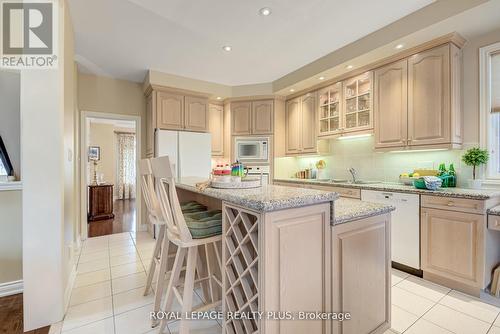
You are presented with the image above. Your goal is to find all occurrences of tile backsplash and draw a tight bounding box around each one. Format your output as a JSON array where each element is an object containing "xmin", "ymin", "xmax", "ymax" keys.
[{"xmin": 274, "ymin": 137, "xmax": 473, "ymax": 187}]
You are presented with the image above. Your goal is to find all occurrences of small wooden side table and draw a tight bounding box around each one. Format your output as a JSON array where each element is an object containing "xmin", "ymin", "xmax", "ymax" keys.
[{"xmin": 88, "ymin": 184, "xmax": 115, "ymax": 222}]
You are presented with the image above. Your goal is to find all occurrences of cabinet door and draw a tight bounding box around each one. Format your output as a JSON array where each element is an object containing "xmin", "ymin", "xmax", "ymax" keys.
[
  {"xmin": 184, "ymin": 96, "xmax": 208, "ymax": 132},
  {"xmin": 145, "ymin": 93, "xmax": 155, "ymax": 157},
  {"xmin": 331, "ymin": 214, "xmax": 391, "ymax": 334},
  {"xmin": 285, "ymin": 98, "xmax": 301, "ymax": 154},
  {"xmin": 252, "ymin": 100, "xmax": 273, "ymax": 134},
  {"xmin": 208, "ymin": 104, "xmax": 224, "ymax": 156},
  {"xmin": 408, "ymin": 45, "xmax": 451, "ymax": 146},
  {"xmin": 343, "ymin": 72, "xmax": 373, "ymax": 133},
  {"xmin": 374, "ymin": 60, "xmax": 408, "ymax": 149},
  {"xmin": 301, "ymin": 93, "xmax": 317, "ymax": 152},
  {"xmin": 231, "ymin": 101, "xmax": 252, "ymax": 135},
  {"xmin": 421, "ymin": 208, "xmax": 484, "ymax": 288},
  {"xmin": 157, "ymin": 92, "xmax": 184, "ymax": 130}
]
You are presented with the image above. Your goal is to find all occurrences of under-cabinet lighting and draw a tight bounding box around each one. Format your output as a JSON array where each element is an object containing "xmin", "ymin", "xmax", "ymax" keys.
[
  {"xmin": 346, "ymin": 65, "xmax": 353, "ymax": 69},
  {"xmin": 318, "ymin": 76, "xmax": 325, "ymax": 80},
  {"xmin": 216, "ymin": 97, "xmax": 222, "ymax": 100},
  {"xmin": 259, "ymin": 7, "xmax": 272, "ymax": 16},
  {"xmin": 395, "ymin": 44, "xmax": 404, "ymax": 49},
  {"xmin": 289, "ymin": 88, "xmax": 295, "ymax": 92},
  {"xmin": 388, "ymin": 148, "xmax": 448, "ymax": 153},
  {"xmin": 222, "ymin": 45, "xmax": 232, "ymax": 52},
  {"xmin": 337, "ymin": 134, "xmax": 373, "ymax": 141}
]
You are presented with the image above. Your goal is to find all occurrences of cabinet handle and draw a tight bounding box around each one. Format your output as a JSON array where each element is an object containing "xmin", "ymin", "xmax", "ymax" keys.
[
  {"xmin": 447, "ymin": 201, "xmax": 455, "ymax": 207},
  {"xmin": 494, "ymin": 220, "xmax": 500, "ymax": 227}
]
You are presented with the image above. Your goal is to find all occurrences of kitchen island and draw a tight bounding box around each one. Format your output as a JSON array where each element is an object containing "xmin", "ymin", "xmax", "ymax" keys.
[{"xmin": 175, "ymin": 178, "xmax": 394, "ymax": 334}]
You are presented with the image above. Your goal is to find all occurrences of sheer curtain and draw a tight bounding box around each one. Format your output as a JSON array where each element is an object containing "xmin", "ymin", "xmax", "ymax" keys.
[{"xmin": 116, "ymin": 133, "xmax": 136, "ymax": 199}]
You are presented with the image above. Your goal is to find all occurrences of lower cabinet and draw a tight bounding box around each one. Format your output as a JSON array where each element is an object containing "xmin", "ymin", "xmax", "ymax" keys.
[
  {"xmin": 421, "ymin": 207, "xmax": 485, "ymax": 289},
  {"xmin": 331, "ymin": 214, "xmax": 391, "ymax": 334}
]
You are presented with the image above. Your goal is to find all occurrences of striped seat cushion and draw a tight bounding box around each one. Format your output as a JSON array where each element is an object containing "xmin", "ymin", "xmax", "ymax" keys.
[
  {"xmin": 180, "ymin": 201, "xmax": 207, "ymax": 214},
  {"xmin": 184, "ymin": 210, "xmax": 222, "ymax": 239}
]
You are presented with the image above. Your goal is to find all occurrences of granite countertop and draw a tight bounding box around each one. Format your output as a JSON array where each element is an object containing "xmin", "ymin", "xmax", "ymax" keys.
[
  {"xmin": 488, "ymin": 205, "xmax": 500, "ymax": 216},
  {"xmin": 175, "ymin": 177, "xmax": 339, "ymax": 213},
  {"xmin": 334, "ymin": 198, "xmax": 395, "ymax": 225},
  {"xmin": 274, "ymin": 178, "xmax": 500, "ymax": 200}
]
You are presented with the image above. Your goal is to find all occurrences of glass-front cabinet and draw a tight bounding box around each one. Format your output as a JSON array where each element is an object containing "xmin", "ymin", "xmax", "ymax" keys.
[
  {"xmin": 318, "ymin": 71, "xmax": 373, "ymax": 137},
  {"xmin": 318, "ymin": 82, "xmax": 342, "ymax": 136}
]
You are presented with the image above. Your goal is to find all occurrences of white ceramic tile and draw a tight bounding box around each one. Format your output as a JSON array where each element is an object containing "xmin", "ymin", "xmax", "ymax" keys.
[
  {"xmin": 110, "ymin": 252, "xmax": 142, "ymax": 267},
  {"xmin": 395, "ymin": 276, "xmax": 450, "ymax": 302},
  {"xmin": 111, "ymin": 262, "xmax": 145, "ymax": 279},
  {"xmin": 112, "ymin": 271, "xmax": 148, "ymax": 294},
  {"xmin": 110, "ymin": 246, "xmax": 138, "ymax": 257},
  {"xmin": 109, "ymin": 232, "xmax": 132, "ymax": 240},
  {"xmin": 495, "ymin": 315, "xmax": 500, "ymax": 327},
  {"xmin": 49, "ymin": 321, "xmax": 63, "ymax": 334},
  {"xmin": 113, "ymin": 286, "xmax": 155, "ymax": 315},
  {"xmin": 109, "ymin": 238, "xmax": 135, "ymax": 248},
  {"xmin": 69, "ymin": 281, "xmax": 112, "ymax": 306},
  {"xmin": 77, "ymin": 258, "xmax": 109, "ymax": 274},
  {"xmin": 392, "ymin": 286, "xmax": 435, "ymax": 317},
  {"xmin": 168, "ymin": 319, "xmax": 221, "ymax": 334},
  {"xmin": 114, "ymin": 303, "xmax": 155, "ymax": 334},
  {"xmin": 439, "ymin": 290, "xmax": 500, "ymax": 323},
  {"xmin": 78, "ymin": 250, "xmax": 109, "ymax": 264},
  {"xmin": 390, "ymin": 305, "xmax": 418, "ymax": 333},
  {"xmin": 423, "ymin": 304, "xmax": 491, "ymax": 334},
  {"xmin": 61, "ymin": 317, "xmax": 114, "ymax": 334},
  {"xmin": 488, "ymin": 327, "xmax": 500, "ymax": 334},
  {"xmin": 405, "ymin": 318, "xmax": 453, "ymax": 334},
  {"xmin": 391, "ymin": 269, "xmax": 409, "ymax": 286},
  {"xmin": 73, "ymin": 269, "xmax": 111, "ymax": 288},
  {"xmin": 62, "ymin": 297, "xmax": 113, "ymax": 332},
  {"xmin": 80, "ymin": 245, "xmax": 109, "ymax": 256}
]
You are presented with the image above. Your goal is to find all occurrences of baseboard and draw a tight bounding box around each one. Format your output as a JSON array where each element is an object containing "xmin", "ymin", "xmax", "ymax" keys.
[
  {"xmin": 64, "ymin": 264, "xmax": 78, "ymax": 312},
  {"xmin": 0, "ymin": 280, "xmax": 23, "ymax": 297}
]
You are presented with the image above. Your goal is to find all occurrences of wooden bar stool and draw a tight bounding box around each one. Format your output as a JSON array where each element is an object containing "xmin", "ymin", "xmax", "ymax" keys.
[
  {"xmin": 140, "ymin": 158, "xmax": 208, "ymax": 328},
  {"xmin": 151, "ymin": 156, "xmax": 223, "ymax": 334}
]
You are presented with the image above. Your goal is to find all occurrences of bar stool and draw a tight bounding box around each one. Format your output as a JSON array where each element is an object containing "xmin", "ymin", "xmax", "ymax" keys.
[
  {"xmin": 139, "ymin": 158, "xmax": 208, "ymax": 328},
  {"xmin": 150, "ymin": 156, "xmax": 223, "ymax": 334}
]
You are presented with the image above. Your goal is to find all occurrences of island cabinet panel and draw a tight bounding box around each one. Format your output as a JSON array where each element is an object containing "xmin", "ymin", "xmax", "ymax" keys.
[
  {"xmin": 252, "ymin": 100, "xmax": 274, "ymax": 135},
  {"xmin": 231, "ymin": 101, "xmax": 252, "ymax": 135},
  {"xmin": 421, "ymin": 208, "xmax": 484, "ymax": 289},
  {"xmin": 185, "ymin": 95, "xmax": 208, "ymax": 131},
  {"xmin": 261, "ymin": 203, "xmax": 331, "ymax": 334},
  {"xmin": 208, "ymin": 104, "xmax": 224, "ymax": 156},
  {"xmin": 407, "ymin": 44, "xmax": 451, "ymax": 147},
  {"xmin": 374, "ymin": 59, "xmax": 408, "ymax": 149},
  {"xmin": 157, "ymin": 91, "xmax": 184, "ymax": 130},
  {"xmin": 331, "ymin": 214, "xmax": 391, "ymax": 334}
]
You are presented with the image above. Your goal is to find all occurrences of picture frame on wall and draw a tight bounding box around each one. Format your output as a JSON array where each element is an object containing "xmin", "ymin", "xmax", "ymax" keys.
[{"xmin": 88, "ymin": 146, "xmax": 101, "ymax": 161}]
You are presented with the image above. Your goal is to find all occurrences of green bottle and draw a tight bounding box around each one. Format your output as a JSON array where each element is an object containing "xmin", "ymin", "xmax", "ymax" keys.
[{"xmin": 448, "ymin": 164, "xmax": 457, "ymax": 187}]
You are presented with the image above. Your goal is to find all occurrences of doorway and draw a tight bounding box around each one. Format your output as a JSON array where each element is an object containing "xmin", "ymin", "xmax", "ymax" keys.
[{"xmin": 80, "ymin": 112, "xmax": 142, "ymax": 238}]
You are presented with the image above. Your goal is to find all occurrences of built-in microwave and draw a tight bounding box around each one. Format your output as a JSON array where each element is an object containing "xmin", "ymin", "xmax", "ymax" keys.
[{"xmin": 234, "ymin": 137, "xmax": 270, "ymax": 163}]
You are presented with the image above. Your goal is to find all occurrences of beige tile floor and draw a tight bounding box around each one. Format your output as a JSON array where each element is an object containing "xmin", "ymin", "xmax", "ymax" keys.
[{"xmin": 49, "ymin": 232, "xmax": 500, "ymax": 334}]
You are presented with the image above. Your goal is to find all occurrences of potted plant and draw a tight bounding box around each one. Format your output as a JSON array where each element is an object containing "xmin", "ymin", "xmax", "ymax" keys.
[{"xmin": 462, "ymin": 148, "xmax": 489, "ymax": 189}]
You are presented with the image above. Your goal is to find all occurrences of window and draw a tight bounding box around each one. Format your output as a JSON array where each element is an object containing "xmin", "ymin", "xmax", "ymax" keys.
[{"xmin": 480, "ymin": 43, "xmax": 500, "ymax": 179}]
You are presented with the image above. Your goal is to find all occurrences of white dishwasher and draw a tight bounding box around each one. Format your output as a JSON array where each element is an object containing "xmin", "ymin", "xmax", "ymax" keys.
[{"xmin": 361, "ymin": 190, "xmax": 420, "ymax": 270}]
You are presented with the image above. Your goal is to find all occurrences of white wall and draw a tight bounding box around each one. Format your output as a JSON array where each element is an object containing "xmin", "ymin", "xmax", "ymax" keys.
[
  {"xmin": 0, "ymin": 71, "xmax": 21, "ymax": 179},
  {"xmin": 0, "ymin": 189, "xmax": 22, "ymax": 285}
]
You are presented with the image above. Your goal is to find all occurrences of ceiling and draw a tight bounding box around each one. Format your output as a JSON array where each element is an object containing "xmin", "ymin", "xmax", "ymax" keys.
[{"xmin": 68, "ymin": 0, "xmax": 434, "ymax": 86}]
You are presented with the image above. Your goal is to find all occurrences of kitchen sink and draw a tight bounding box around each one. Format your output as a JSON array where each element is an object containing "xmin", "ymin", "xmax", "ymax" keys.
[{"xmin": 329, "ymin": 179, "xmax": 380, "ymax": 185}]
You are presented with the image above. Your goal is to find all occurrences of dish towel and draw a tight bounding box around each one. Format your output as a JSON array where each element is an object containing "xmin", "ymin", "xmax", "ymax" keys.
[
  {"xmin": 195, "ymin": 180, "xmax": 210, "ymax": 191},
  {"xmin": 423, "ymin": 176, "xmax": 442, "ymax": 190}
]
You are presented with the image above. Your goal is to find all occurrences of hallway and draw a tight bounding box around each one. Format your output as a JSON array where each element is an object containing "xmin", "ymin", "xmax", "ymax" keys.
[{"xmin": 88, "ymin": 199, "xmax": 136, "ymax": 238}]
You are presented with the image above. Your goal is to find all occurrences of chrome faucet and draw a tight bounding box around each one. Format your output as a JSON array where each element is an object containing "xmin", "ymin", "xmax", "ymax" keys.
[{"xmin": 348, "ymin": 167, "xmax": 358, "ymax": 183}]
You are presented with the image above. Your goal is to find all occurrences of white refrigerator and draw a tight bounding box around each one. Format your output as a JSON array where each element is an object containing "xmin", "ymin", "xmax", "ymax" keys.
[{"xmin": 155, "ymin": 130, "xmax": 212, "ymax": 179}]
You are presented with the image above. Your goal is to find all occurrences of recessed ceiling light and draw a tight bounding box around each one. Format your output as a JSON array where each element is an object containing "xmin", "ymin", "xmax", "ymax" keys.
[
  {"xmin": 395, "ymin": 44, "xmax": 404, "ymax": 49},
  {"xmin": 319, "ymin": 76, "xmax": 325, "ymax": 80},
  {"xmin": 222, "ymin": 45, "xmax": 232, "ymax": 52},
  {"xmin": 346, "ymin": 65, "xmax": 353, "ymax": 69},
  {"xmin": 289, "ymin": 88, "xmax": 295, "ymax": 92},
  {"xmin": 259, "ymin": 7, "xmax": 272, "ymax": 16},
  {"xmin": 216, "ymin": 97, "xmax": 222, "ymax": 100}
]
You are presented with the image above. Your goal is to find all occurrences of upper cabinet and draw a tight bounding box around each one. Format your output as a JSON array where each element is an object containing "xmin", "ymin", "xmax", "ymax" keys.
[
  {"xmin": 146, "ymin": 93, "xmax": 155, "ymax": 157},
  {"xmin": 318, "ymin": 72, "xmax": 373, "ymax": 138},
  {"xmin": 374, "ymin": 59, "xmax": 408, "ymax": 148},
  {"xmin": 208, "ymin": 104, "xmax": 224, "ymax": 156},
  {"xmin": 231, "ymin": 100, "xmax": 274, "ymax": 135},
  {"xmin": 151, "ymin": 89, "xmax": 208, "ymax": 132},
  {"xmin": 374, "ymin": 43, "xmax": 462, "ymax": 150},
  {"xmin": 286, "ymin": 92, "xmax": 328, "ymax": 156}
]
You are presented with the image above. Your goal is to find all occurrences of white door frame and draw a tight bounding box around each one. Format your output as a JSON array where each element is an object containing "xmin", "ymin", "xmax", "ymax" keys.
[{"xmin": 80, "ymin": 110, "xmax": 143, "ymax": 240}]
